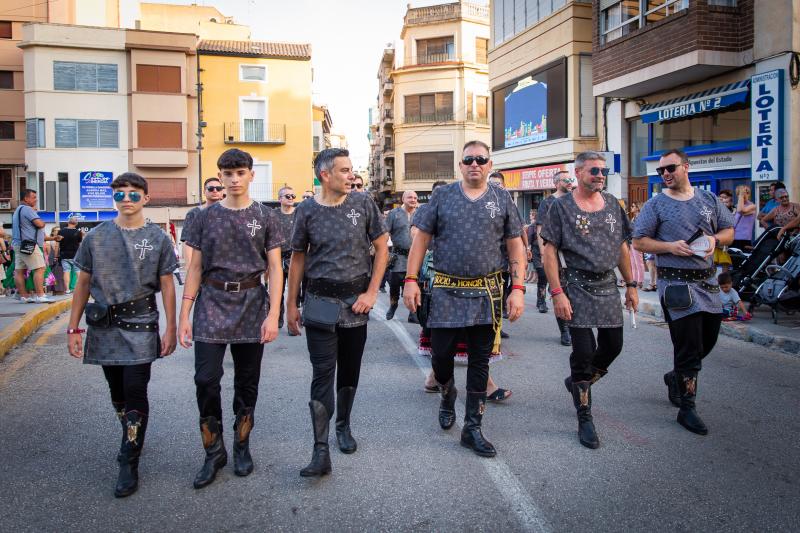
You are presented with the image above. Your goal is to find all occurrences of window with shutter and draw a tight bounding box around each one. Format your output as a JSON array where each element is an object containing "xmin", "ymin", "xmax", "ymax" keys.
[
  {"xmin": 405, "ymin": 153, "xmax": 420, "ymax": 174},
  {"xmin": 579, "ymin": 55, "xmax": 596, "ymax": 137},
  {"xmin": 97, "ymin": 64, "xmax": 118, "ymax": 92},
  {"xmin": 55, "ymin": 119, "xmax": 77, "ymax": 148},
  {"xmin": 136, "ymin": 65, "xmax": 159, "ymax": 92},
  {"xmin": 0, "ymin": 168, "xmax": 12, "ymax": 199},
  {"xmin": 435, "ymin": 92, "xmax": 453, "ymax": 118},
  {"xmin": 405, "ymin": 95, "xmax": 420, "ymax": 122},
  {"xmin": 54, "ymin": 62, "xmax": 76, "ymax": 91},
  {"xmin": 136, "ymin": 65, "xmax": 179, "ymax": 93},
  {"xmin": 75, "ymin": 63, "xmax": 98, "ymax": 92},
  {"xmin": 0, "ymin": 121, "xmax": 13, "ymax": 140},
  {"xmin": 476, "ymin": 38, "xmax": 488, "ymax": 64},
  {"xmin": 138, "ymin": 121, "xmax": 181, "ymax": 148},
  {"xmin": 77, "ymin": 120, "xmax": 98, "ymax": 148},
  {"xmin": 436, "ymin": 152, "xmax": 454, "ymax": 175},
  {"xmin": 477, "ymin": 96, "xmax": 488, "ymax": 122},
  {"xmin": 26, "ymin": 119, "xmax": 44, "ymax": 148},
  {"xmin": 0, "ymin": 21, "xmax": 11, "ymax": 39},
  {"xmin": 98, "ymin": 121, "xmax": 119, "ymax": 148},
  {"xmin": 420, "ymin": 95, "xmax": 435, "ymax": 120},
  {"xmin": 54, "ymin": 61, "xmax": 117, "ymax": 92},
  {"xmin": 0, "ymin": 71, "xmax": 13, "ymax": 89}
]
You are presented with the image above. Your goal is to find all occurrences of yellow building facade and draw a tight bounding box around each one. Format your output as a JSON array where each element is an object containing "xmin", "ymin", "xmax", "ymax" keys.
[{"xmin": 198, "ymin": 40, "xmax": 314, "ymax": 201}]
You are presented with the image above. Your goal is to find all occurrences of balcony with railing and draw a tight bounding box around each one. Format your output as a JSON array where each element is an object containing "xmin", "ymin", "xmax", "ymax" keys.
[
  {"xmin": 403, "ymin": 113, "xmax": 454, "ymax": 124},
  {"xmin": 404, "ymin": 2, "xmax": 489, "ymax": 26},
  {"xmin": 410, "ymin": 53, "xmax": 460, "ymax": 67},
  {"xmin": 466, "ymin": 112, "xmax": 490, "ymax": 125},
  {"xmin": 404, "ymin": 171, "xmax": 453, "ymax": 181},
  {"xmin": 224, "ymin": 121, "xmax": 286, "ymax": 145}
]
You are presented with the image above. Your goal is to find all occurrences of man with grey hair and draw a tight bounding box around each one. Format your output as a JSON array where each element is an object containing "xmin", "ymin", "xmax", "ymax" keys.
[
  {"xmin": 542, "ymin": 151, "xmax": 638, "ymax": 449},
  {"xmin": 385, "ymin": 190, "xmax": 419, "ymax": 322},
  {"xmin": 275, "ymin": 185, "xmax": 298, "ymax": 330},
  {"xmin": 58, "ymin": 215, "xmax": 83, "ymax": 294},
  {"xmin": 287, "ymin": 148, "xmax": 389, "ymax": 477}
]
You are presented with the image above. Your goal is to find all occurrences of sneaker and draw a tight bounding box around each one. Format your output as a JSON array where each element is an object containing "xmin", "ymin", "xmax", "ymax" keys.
[
  {"xmin": 34, "ymin": 295, "xmax": 55, "ymax": 303},
  {"xmin": 65, "ymin": 290, "xmax": 73, "ymax": 295}
]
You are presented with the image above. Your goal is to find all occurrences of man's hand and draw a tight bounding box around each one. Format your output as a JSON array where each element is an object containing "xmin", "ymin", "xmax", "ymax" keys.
[
  {"xmin": 703, "ymin": 235, "xmax": 716, "ymax": 259},
  {"xmin": 553, "ymin": 292, "xmax": 572, "ymax": 321},
  {"xmin": 287, "ymin": 304, "xmax": 303, "ymax": 336},
  {"xmin": 352, "ymin": 290, "xmax": 377, "ymax": 315},
  {"xmin": 403, "ymin": 281, "xmax": 421, "ymax": 312},
  {"xmin": 68, "ymin": 332, "xmax": 83, "ymax": 358},
  {"xmin": 260, "ymin": 313, "xmax": 279, "ymax": 343},
  {"xmin": 160, "ymin": 327, "xmax": 177, "ymax": 357},
  {"xmin": 178, "ymin": 317, "xmax": 193, "ymax": 348},
  {"xmin": 777, "ymin": 227, "xmax": 786, "ymax": 240},
  {"xmin": 507, "ymin": 289, "xmax": 525, "ymax": 322},
  {"xmin": 526, "ymin": 249, "xmax": 533, "ymax": 261},
  {"xmin": 670, "ymin": 240, "xmax": 694, "ymax": 257},
  {"xmin": 624, "ymin": 286, "xmax": 639, "ymax": 312}
]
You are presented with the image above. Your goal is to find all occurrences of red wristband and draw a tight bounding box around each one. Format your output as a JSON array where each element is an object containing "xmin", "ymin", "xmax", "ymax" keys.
[
  {"xmin": 404, "ymin": 278, "xmax": 418, "ymax": 284},
  {"xmin": 550, "ymin": 287, "xmax": 564, "ymax": 297},
  {"xmin": 182, "ymin": 295, "xmax": 196, "ymax": 301},
  {"xmin": 67, "ymin": 328, "xmax": 85, "ymax": 334}
]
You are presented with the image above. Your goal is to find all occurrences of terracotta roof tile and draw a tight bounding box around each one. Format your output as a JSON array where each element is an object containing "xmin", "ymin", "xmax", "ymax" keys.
[{"xmin": 198, "ymin": 40, "xmax": 311, "ymax": 59}]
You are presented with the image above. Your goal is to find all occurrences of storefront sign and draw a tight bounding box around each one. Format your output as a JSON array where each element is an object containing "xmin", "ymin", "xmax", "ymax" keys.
[
  {"xmin": 506, "ymin": 163, "xmax": 573, "ymax": 191},
  {"xmin": 80, "ymin": 171, "xmax": 114, "ymax": 209},
  {"xmin": 646, "ymin": 150, "xmax": 750, "ymax": 175},
  {"xmin": 750, "ymin": 69, "xmax": 783, "ymax": 182},
  {"xmin": 640, "ymin": 80, "xmax": 750, "ymax": 124}
]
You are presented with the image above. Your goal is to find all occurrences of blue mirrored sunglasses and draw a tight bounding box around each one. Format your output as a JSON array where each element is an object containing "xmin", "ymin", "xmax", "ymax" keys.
[{"xmin": 113, "ymin": 191, "xmax": 143, "ymax": 203}]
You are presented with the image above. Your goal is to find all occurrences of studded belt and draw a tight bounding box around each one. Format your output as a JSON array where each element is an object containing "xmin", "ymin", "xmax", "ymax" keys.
[
  {"xmin": 657, "ymin": 267, "xmax": 716, "ymax": 282},
  {"xmin": 565, "ymin": 268, "xmax": 618, "ymax": 296},
  {"xmin": 109, "ymin": 294, "xmax": 159, "ymax": 332}
]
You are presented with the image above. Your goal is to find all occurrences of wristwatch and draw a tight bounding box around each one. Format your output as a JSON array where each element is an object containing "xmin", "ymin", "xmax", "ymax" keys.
[{"xmin": 625, "ymin": 281, "xmax": 638, "ymax": 288}]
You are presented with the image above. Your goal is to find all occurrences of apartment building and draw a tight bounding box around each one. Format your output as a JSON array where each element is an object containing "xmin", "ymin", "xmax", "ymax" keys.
[
  {"xmin": 489, "ymin": 0, "xmax": 600, "ymax": 214},
  {"xmin": 594, "ymin": 0, "xmax": 798, "ymax": 208},
  {"xmin": 370, "ymin": 47, "xmax": 395, "ymax": 199},
  {"xmin": 388, "ymin": 1, "xmax": 492, "ymax": 204}
]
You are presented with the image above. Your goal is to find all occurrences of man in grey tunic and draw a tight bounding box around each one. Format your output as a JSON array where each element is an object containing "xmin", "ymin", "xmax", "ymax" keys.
[
  {"xmin": 67, "ymin": 172, "xmax": 177, "ymax": 498},
  {"xmin": 633, "ymin": 148, "xmax": 734, "ymax": 435},
  {"xmin": 385, "ymin": 190, "xmax": 418, "ymax": 322},
  {"xmin": 181, "ymin": 177, "xmax": 225, "ymax": 271},
  {"xmin": 404, "ymin": 140, "xmax": 526, "ymax": 458},
  {"xmin": 537, "ymin": 170, "xmax": 575, "ymax": 346},
  {"xmin": 275, "ymin": 185, "xmax": 298, "ymax": 330},
  {"xmin": 542, "ymin": 152, "xmax": 638, "ymax": 449}
]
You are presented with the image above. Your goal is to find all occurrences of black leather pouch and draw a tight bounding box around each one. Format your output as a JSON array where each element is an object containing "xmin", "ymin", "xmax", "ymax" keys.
[
  {"xmin": 302, "ymin": 292, "xmax": 341, "ymax": 332},
  {"xmin": 85, "ymin": 302, "xmax": 111, "ymax": 328},
  {"xmin": 664, "ymin": 284, "xmax": 693, "ymax": 311}
]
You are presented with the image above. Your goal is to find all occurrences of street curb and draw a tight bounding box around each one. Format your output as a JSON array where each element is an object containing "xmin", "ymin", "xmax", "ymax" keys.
[
  {"xmin": 636, "ymin": 300, "xmax": 800, "ymax": 357},
  {"xmin": 0, "ymin": 299, "xmax": 72, "ymax": 361}
]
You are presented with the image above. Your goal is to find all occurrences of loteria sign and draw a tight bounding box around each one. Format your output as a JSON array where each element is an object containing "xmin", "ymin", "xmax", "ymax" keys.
[{"xmin": 750, "ymin": 69, "xmax": 783, "ymax": 182}]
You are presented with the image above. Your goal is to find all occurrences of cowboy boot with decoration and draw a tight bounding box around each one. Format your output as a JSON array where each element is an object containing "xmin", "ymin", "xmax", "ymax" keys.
[
  {"xmin": 460, "ymin": 392, "xmax": 496, "ymax": 457},
  {"xmin": 233, "ymin": 407, "xmax": 255, "ymax": 476},
  {"xmin": 537, "ymin": 288, "xmax": 548, "ymax": 313},
  {"xmin": 115, "ymin": 411, "xmax": 147, "ymax": 498},
  {"xmin": 564, "ymin": 366, "xmax": 608, "ymax": 394},
  {"xmin": 570, "ymin": 381, "xmax": 599, "ymax": 449},
  {"xmin": 112, "ymin": 401, "xmax": 126, "ymax": 458},
  {"xmin": 300, "ymin": 400, "xmax": 332, "ymax": 477},
  {"xmin": 676, "ymin": 372, "xmax": 708, "ymax": 435},
  {"xmin": 193, "ymin": 416, "xmax": 228, "ymax": 489},
  {"xmin": 438, "ymin": 377, "xmax": 458, "ymax": 430},
  {"xmin": 663, "ymin": 370, "xmax": 681, "ymax": 407},
  {"xmin": 335, "ymin": 387, "xmax": 358, "ymax": 454}
]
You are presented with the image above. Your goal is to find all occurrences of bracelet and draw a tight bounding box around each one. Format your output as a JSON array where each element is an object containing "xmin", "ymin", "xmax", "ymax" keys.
[
  {"xmin": 511, "ymin": 284, "xmax": 526, "ymax": 294},
  {"xmin": 404, "ymin": 274, "xmax": 418, "ymax": 280},
  {"xmin": 67, "ymin": 328, "xmax": 85, "ymax": 334},
  {"xmin": 550, "ymin": 287, "xmax": 564, "ymax": 297},
  {"xmin": 404, "ymin": 278, "xmax": 418, "ymax": 284},
  {"xmin": 182, "ymin": 295, "xmax": 196, "ymax": 301},
  {"xmin": 625, "ymin": 281, "xmax": 638, "ymax": 288}
]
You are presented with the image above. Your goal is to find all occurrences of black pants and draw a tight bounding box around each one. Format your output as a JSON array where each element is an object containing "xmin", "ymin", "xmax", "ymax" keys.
[
  {"xmin": 103, "ymin": 363, "xmax": 152, "ymax": 414},
  {"xmin": 431, "ymin": 325, "xmax": 493, "ymax": 393},
  {"xmin": 306, "ymin": 324, "xmax": 368, "ymax": 417},
  {"xmin": 194, "ymin": 342, "xmax": 265, "ymax": 429},
  {"xmin": 388, "ymin": 271, "xmax": 405, "ymax": 303},
  {"xmin": 569, "ymin": 327, "xmax": 624, "ymax": 382},
  {"xmin": 278, "ymin": 269, "xmax": 301, "ymax": 321},
  {"xmin": 536, "ymin": 267, "xmax": 547, "ymax": 294},
  {"xmin": 662, "ymin": 309, "xmax": 722, "ymax": 375}
]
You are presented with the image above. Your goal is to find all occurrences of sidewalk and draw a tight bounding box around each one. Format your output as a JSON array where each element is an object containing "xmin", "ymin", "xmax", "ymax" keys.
[{"xmin": 0, "ymin": 294, "xmax": 72, "ymax": 361}]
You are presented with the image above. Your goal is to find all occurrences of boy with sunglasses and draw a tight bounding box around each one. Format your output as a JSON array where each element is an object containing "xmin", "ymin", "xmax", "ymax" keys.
[
  {"xmin": 67, "ymin": 172, "xmax": 178, "ymax": 497},
  {"xmin": 179, "ymin": 148, "xmax": 284, "ymax": 488},
  {"xmin": 181, "ymin": 177, "xmax": 225, "ymax": 270}
]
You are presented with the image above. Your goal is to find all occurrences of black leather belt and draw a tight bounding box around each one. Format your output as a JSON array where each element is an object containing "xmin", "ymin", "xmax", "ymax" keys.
[
  {"xmin": 110, "ymin": 294, "xmax": 158, "ymax": 332},
  {"xmin": 202, "ymin": 276, "xmax": 262, "ymax": 292},
  {"xmin": 307, "ymin": 275, "xmax": 369, "ymax": 299},
  {"xmin": 657, "ymin": 267, "xmax": 716, "ymax": 282},
  {"xmin": 565, "ymin": 268, "xmax": 615, "ymax": 284}
]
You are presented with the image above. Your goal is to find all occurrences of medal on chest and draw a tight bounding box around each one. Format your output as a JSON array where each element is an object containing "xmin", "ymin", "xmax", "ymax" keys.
[{"xmin": 576, "ymin": 215, "xmax": 590, "ymax": 235}]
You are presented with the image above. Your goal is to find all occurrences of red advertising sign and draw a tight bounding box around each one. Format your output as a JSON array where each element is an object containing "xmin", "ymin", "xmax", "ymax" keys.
[{"xmin": 504, "ymin": 163, "xmax": 572, "ymax": 191}]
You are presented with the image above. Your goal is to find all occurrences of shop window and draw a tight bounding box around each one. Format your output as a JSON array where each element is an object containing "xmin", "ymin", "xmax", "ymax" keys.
[
  {"xmin": 136, "ymin": 65, "xmax": 181, "ymax": 93},
  {"xmin": 405, "ymin": 151, "xmax": 454, "ymax": 181},
  {"xmin": 53, "ymin": 61, "xmax": 118, "ymax": 92},
  {"xmin": 404, "ymin": 92, "xmax": 453, "ymax": 123},
  {"xmin": 26, "ymin": 118, "xmax": 45, "ymax": 148},
  {"xmin": 600, "ymin": 0, "xmax": 687, "ymax": 45},
  {"xmin": 0, "ymin": 21, "xmax": 11, "ymax": 39},
  {"xmin": 652, "ymin": 107, "xmax": 750, "ymax": 152},
  {"xmin": 0, "ymin": 121, "xmax": 14, "ymax": 140},
  {"xmin": 629, "ymin": 119, "xmax": 649, "ymax": 177},
  {"xmin": 0, "ymin": 71, "xmax": 13, "ymax": 89},
  {"xmin": 138, "ymin": 121, "xmax": 181, "ymax": 148}
]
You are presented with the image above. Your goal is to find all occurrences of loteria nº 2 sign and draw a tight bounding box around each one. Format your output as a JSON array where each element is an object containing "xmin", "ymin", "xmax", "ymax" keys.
[{"xmin": 750, "ymin": 69, "xmax": 783, "ymax": 182}]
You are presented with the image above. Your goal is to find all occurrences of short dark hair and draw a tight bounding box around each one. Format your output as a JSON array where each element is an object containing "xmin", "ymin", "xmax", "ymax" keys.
[
  {"xmin": 462, "ymin": 140, "xmax": 490, "ymax": 155},
  {"xmin": 770, "ymin": 181, "xmax": 783, "ymax": 190},
  {"xmin": 111, "ymin": 172, "xmax": 148, "ymax": 194},
  {"xmin": 217, "ymin": 148, "xmax": 253, "ymax": 170},
  {"xmin": 20, "ymin": 188, "xmax": 37, "ymax": 201},
  {"xmin": 717, "ymin": 272, "xmax": 732, "ymax": 285},
  {"xmin": 488, "ymin": 171, "xmax": 505, "ymax": 183},
  {"xmin": 314, "ymin": 148, "xmax": 349, "ymax": 180},
  {"xmin": 660, "ymin": 148, "xmax": 689, "ymax": 163},
  {"xmin": 203, "ymin": 177, "xmax": 222, "ymax": 188},
  {"xmin": 718, "ymin": 189, "xmax": 733, "ymax": 197},
  {"xmin": 431, "ymin": 180, "xmax": 448, "ymax": 191}
]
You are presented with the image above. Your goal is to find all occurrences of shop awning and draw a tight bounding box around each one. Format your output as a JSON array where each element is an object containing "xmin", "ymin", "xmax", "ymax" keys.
[{"xmin": 640, "ymin": 80, "xmax": 750, "ymax": 124}]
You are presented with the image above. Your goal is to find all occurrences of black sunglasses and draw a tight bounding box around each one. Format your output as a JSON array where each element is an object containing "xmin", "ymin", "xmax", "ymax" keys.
[
  {"xmin": 283, "ymin": 194, "xmax": 296, "ymax": 199},
  {"xmin": 351, "ymin": 183, "xmax": 364, "ymax": 190},
  {"xmin": 462, "ymin": 155, "xmax": 490, "ymax": 166},
  {"xmin": 206, "ymin": 186, "xmax": 225, "ymax": 192},
  {"xmin": 655, "ymin": 164, "xmax": 682, "ymax": 176},
  {"xmin": 587, "ymin": 167, "xmax": 610, "ymax": 177}
]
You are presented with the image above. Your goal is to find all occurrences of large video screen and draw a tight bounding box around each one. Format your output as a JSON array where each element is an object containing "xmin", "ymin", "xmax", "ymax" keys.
[{"xmin": 492, "ymin": 59, "xmax": 567, "ymax": 151}]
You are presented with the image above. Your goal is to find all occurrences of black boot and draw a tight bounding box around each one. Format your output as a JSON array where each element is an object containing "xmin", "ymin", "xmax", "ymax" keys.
[
  {"xmin": 676, "ymin": 373, "xmax": 708, "ymax": 435},
  {"xmin": 112, "ymin": 401, "xmax": 126, "ymax": 458},
  {"xmin": 438, "ymin": 378, "xmax": 457, "ymax": 430},
  {"xmin": 335, "ymin": 387, "xmax": 358, "ymax": 454},
  {"xmin": 564, "ymin": 367, "xmax": 607, "ymax": 394},
  {"xmin": 115, "ymin": 411, "xmax": 147, "ymax": 498},
  {"xmin": 193, "ymin": 416, "xmax": 228, "ymax": 489},
  {"xmin": 407, "ymin": 313, "xmax": 419, "ymax": 324},
  {"xmin": 385, "ymin": 301, "xmax": 398, "ymax": 320},
  {"xmin": 663, "ymin": 371, "xmax": 681, "ymax": 407},
  {"xmin": 460, "ymin": 393, "xmax": 496, "ymax": 457},
  {"xmin": 300, "ymin": 400, "xmax": 332, "ymax": 477},
  {"xmin": 571, "ymin": 381, "xmax": 599, "ymax": 449},
  {"xmin": 537, "ymin": 289, "xmax": 548, "ymax": 313},
  {"xmin": 558, "ymin": 319, "xmax": 572, "ymax": 346},
  {"xmin": 233, "ymin": 407, "xmax": 255, "ymax": 476}
]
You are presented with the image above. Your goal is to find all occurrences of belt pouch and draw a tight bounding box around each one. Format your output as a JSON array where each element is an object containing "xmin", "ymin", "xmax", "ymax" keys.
[
  {"xmin": 85, "ymin": 302, "xmax": 111, "ymax": 328},
  {"xmin": 664, "ymin": 284, "xmax": 693, "ymax": 310},
  {"xmin": 303, "ymin": 292, "xmax": 341, "ymax": 332}
]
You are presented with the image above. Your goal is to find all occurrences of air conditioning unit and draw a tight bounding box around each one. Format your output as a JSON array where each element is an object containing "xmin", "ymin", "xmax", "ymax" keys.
[{"xmin": 0, "ymin": 200, "xmax": 11, "ymax": 210}]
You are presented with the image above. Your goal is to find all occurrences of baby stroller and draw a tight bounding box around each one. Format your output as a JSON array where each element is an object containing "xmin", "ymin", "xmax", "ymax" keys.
[
  {"xmin": 729, "ymin": 227, "xmax": 790, "ymax": 301},
  {"xmin": 752, "ymin": 235, "xmax": 800, "ymax": 324}
]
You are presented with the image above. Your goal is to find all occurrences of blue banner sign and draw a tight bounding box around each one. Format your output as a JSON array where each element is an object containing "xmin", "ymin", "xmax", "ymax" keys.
[
  {"xmin": 80, "ymin": 171, "xmax": 114, "ymax": 209},
  {"xmin": 750, "ymin": 69, "xmax": 783, "ymax": 182},
  {"xmin": 640, "ymin": 80, "xmax": 750, "ymax": 124}
]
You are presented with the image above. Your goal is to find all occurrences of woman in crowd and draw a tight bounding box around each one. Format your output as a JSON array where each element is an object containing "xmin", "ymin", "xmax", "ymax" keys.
[
  {"xmin": 761, "ymin": 189, "xmax": 799, "ymax": 231},
  {"xmin": 732, "ymin": 185, "xmax": 756, "ymax": 251}
]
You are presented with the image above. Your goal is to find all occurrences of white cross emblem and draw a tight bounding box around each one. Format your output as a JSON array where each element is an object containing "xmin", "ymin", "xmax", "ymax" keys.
[
  {"xmin": 347, "ymin": 209, "xmax": 360, "ymax": 226},
  {"xmin": 605, "ymin": 213, "xmax": 617, "ymax": 232},
  {"xmin": 247, "ymin": 219, "xmax": 261, "ymax": 237},
  {"xmin": 485, "ymin": 202, "xmax": 501, "ymax": 219},
  {"xmin": 134, "ymin": 239, "xmax": 153, "ymax": 260},
  {"xmin": 699, "ymin": 206, "xmax": 713, "ymax": 224}
]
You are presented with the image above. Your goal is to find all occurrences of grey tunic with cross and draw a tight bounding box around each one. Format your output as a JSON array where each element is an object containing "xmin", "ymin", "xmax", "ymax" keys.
[
  {"xmin": 385, "ymin": 206, "xmax": 414, "ymax": 273},
  {"xmin": 540, "ymin": 192, "xmax": 631, "ymax": 329},
  {"xmin": 291, "ymin": 191, "xmax": 387, "ymax": 328},
  {"xmin": 412, "ymin": 182, "xmax": 523, "ymax": 329},
  {"xmin": 632, "ymin": 189, "xmax": 734, "ymax": 320},
  {"xmin": 183, "ymin": 201, "xmax": 285, "ymax": 343},
  {"xmin": 73, "ymin": 222, "xmax": 177, "ymax": 365}
]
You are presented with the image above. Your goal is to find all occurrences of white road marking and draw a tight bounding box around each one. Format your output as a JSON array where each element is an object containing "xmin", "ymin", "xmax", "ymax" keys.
[{"xmin": 375, "ymin": 303, "xmax": 552, "ymax": 533}]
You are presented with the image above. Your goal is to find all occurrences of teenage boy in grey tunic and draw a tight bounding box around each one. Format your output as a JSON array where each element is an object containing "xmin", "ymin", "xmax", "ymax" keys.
[
  {"xmin": 542, "ymin": 152, "xmax": 638, "ymax": 450},
  {"xmin": 384, "ymin": 190, "xmax": 418, "ymax": 322},
  {"xmin": 287, "ymin": 148, "xmax": 389, "ymax": 477},
  {"xmin": 68, "ymin": 172, "xmax": 177, "ymax": 498},
  {"xmin": 179, "ymin": 148, "xmax": 284, "ymax": 489},
  {"xmin": 275, "ymin": 186, "xmax": 297, "ymax": 329},
  {"xmin": 633, "ymin": 148, "xmax": 734, "ymax": 436},
  {"xmin": 405, "ymin": 140, "xmax": 526, "ymax": 458}
]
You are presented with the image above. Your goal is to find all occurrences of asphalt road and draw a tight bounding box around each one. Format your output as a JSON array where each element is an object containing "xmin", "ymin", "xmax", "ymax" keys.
[{"xmin": 1, "ymin": 289, "xmax": 798, "ymax": 532}]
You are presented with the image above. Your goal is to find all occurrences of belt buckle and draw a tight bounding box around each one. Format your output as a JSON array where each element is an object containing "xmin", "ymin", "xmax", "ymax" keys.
[{"xmin": 225, "ymin": 281, "xmax": 241, "ymax": 293}]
